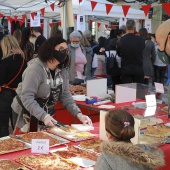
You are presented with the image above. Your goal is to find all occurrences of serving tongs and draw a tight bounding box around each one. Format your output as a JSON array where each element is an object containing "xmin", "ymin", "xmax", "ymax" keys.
[{"xmin": 43, "ymin": 121, "xmax": 70, "ymax": 131}]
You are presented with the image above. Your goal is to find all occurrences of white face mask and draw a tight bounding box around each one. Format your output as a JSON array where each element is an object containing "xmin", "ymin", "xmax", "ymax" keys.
[{"xmin": 105, "ymin": 30, "xmax": 110, "ymax": 36}]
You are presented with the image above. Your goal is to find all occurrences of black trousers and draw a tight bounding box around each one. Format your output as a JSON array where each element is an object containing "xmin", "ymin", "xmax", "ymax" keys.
[
  {"xmin": 0, "ymin": 89, "xmax": 16, "ymax": 137},
  {"xmin": 154, "ymin": 65, "xmax": 166, "ymax": 85},
  {"xmin": 111, "ymin": 75, "xmax": 122, "ymax": 91},
  {"xmin": 121, "ymin": 74, "xmax": 144, "ymax": 84}
]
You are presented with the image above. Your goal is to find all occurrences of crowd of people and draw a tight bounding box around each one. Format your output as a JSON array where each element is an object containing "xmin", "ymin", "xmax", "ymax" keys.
[
  {"xmin": 0, "ymin": 18, "xmax": 170, "ymax": 169},
  {"xmin": 0, "ymin": 19, "xmax": 169, "ymax": 137}
]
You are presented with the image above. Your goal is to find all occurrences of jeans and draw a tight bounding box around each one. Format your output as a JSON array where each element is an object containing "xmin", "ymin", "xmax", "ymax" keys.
[
  {"xmin": 154, "ymin": 65, "xmax": 166, "ymax": 85},
  {"xmin": 0, "ymin": 88, "xmax": 16, "ymax": 137}
]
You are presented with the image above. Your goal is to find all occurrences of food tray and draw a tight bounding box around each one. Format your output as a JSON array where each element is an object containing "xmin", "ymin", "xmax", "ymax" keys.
[
  {"xmin": 0, "ymin": 159, "xmax": 29, "ymax": 170},
  {"xmin": 0, "ymin": 136, "xmax": 31, "ymax": 155},
  {"xmin": 48, "ymin": 127, "xmax": 96, "ymax": 142},
  {"xmin": 17, "ymin": 131, "xmax": 70, "ymax": 147},
  {"xmin": 15, "ymin": 153, "xmax": 79, "ymax": 170},
  {"xmin": 51, "ymin": 147, "xmax": 97, "ymax": 168}
]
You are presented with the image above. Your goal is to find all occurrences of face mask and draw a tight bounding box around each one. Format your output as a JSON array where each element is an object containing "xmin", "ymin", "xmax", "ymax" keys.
[
  {"xmin": 53, "ymin": 49, "xmax": 68, "ymax": 63},
  {"xmin": 71, "ymin": 43, "xmax": 79, "ymax": 48},
  {"xmin": 157, "ymin": 32, "xmax": 170, "ymax": 65}
]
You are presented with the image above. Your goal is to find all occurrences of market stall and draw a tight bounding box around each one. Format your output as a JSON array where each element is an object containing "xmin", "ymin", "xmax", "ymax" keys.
[{"xmin": 0, "ymin": 82, "xmax": 170, "ymax": 169}]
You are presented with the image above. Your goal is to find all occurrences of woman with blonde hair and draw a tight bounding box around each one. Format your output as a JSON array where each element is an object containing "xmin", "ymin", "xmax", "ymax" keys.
[{"xmin": 0, "ymin": 35, "xmax": 27, "ymax": 137}]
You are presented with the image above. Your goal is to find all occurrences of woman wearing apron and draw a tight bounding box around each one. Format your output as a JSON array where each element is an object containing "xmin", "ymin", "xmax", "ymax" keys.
[{"xmin": 11, "ymin": 37, "xmax": 92, "ymax": 134}]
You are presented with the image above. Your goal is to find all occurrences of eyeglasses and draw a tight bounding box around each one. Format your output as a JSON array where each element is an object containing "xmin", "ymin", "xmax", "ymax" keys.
[{"xmin": 59, "ymin": 48, "xmax": 69, "ymax": 54}]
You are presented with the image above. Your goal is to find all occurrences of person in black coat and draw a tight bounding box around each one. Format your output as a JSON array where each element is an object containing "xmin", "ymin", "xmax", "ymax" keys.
[
  {"xmin": 117, "ymin": 19, "xmax": 145, "ymax": 84},
  {"xmin": 0, "ymin": 35, "xmax": 27, "ymax": 137}
]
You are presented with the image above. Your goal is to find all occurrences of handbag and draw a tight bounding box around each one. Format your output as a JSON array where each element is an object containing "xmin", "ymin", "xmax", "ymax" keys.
[
  {"xmin": 105, "ymin": 51, "xmax": 121, "ymax": 76},
  {"xmin": 0, "ymin": 56, "xmax": 25, "ymax": 92}
]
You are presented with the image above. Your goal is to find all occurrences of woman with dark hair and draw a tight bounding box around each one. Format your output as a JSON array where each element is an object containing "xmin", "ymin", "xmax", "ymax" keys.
[
  {"xmin": 139, "ymin": 28, "xmax": 156, "ymax": 84},
  {"xmin": 95, "ymin": 110, "xmax": 165, "ymax": 170},
  {"xmin": 12, "ymin": 37, "xmax": 92, "ymax": 133},
  {"xmin": 20, "ymin": 27, "xmax": 34, "ymax": 62},
  {"xmin": 105, "ymin": 29, "xmax": 122, "ymax": 91}
]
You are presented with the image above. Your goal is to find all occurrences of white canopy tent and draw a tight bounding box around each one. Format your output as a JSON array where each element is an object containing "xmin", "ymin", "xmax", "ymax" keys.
[
  {"xmin": 0, "ymin": 0, "xmax": 147, "ymax": 38},
  {"xmin": 0, "ymin": 0, "xmax": 146, "ymax": 19}
]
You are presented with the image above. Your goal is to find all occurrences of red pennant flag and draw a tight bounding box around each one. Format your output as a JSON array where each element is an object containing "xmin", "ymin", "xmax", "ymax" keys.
[
  {"xmin": 58, "ymin": 21, "xmax": 62, "ymax": 27},
  {"xmin": 122, "ymin": 5, "xmax": 130, "ymax": 17},
  {"xmin": 74, "ymin": 15, "xmax": 77, "ymax": 20},
  {"xmin": 7, "ymin": 16, "xmax": 12, "ymax": 23},
  {"xmin": 40, "ymin": 23, "xmax": 43, "ymax": 29},
  {"xmin": 79, "ymin": 0, "xmax": 82, "ymax": 4},
  {"xmin": 22, "ymin": 14, "xmax": 26, "ymax": 21},
  {"xmin": 139, "ymin": 20, "xmax": 142, "ymax": 24},
  {"xmin": 162, "ymin": 3, "xmax": 170, "ymax": 16},
  {"xmin": 40, "ymin": 8, "xmax": 45, "ymax": 16},
  {"xmin": 0, "ymin": 13, "xmax": 3, "ymax": 18},
  {"xmin": 19, "ymin": 20, "xmax": 24, "ymax": 26},
  {"xmin": 30, "ymin": 12, "xmax": 35, "ymax": 20},
  {"xmin": 14, "ymin": 16, "xmax": 18, "ymax": 22},
  {"xmin": 49, "ymin": 23, "xmax": 53, "ymax": 28},
  {"xmin": 97, "ymin": 22, "xmax": 101, "ymax": 28},
  {"xmin": 142, "ymin": 5, "xmax": 151, "ymax": 17},
  {"xmin": 105, "ymin": 4, "xmax": 113, "ymax": 15},
  {"xmin": 105, "ymin": 24, "xmax": 108, "ymax": 29},
  {"xmin": 91, "ymin": 1, "xmax": 97, "ymax": 11},
  {"xmin": 50, "ymin": 3, "xmax": 55, "ymax": 11},
  {"xmin": 90, "ymin": 19, "xmax": 93, "ymax": 24},
  {"xmin": 57, "ymin": 1, "xmax": 62, "ymax": 6}
]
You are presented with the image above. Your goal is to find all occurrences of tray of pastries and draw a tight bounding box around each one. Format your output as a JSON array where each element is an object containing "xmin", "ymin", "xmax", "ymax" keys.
[
  {"xmin": 48, "ymin": 125, "xmax": 95, "ymax": 142},
  {"xmin": 15, "ymin": 153, "xmax": 79, "ymax": 170},
  {"xmin": 70, "ymin": 85, "xmax": 86, "ymax": 95},
  {"xmin": 0, "ymin": 136, "xmax": 31, "ymax": 155},
  {"xmin": 144, "ymin": 123, "xmax": 170, "ymax": 138},
  {"xmin": 51, "ymin": 145, "xmax": 99, "ymax": 167},
  {"xmin": 17, "ymin": 131, "xmax": 70, "ymax": 147},
  {"xmin": 0, "ymin": 159, "xmax": 29, "ymax": 170}
]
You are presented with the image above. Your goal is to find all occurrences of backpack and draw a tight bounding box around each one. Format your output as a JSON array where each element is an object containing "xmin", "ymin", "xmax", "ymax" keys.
[{"xmin": 105, "ymin": 51, "xmax": 121, "ymax": 76}]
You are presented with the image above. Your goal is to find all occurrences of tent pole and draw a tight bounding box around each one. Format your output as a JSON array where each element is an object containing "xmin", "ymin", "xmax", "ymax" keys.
[{"xmin": 63, "ymin": 0, "xmax": 67, "ymax": 40}]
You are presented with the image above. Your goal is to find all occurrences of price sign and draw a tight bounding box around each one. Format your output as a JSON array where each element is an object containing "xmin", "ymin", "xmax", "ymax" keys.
[
  {"xmin": 31, "ymin": 139, "xmax": 49, "ymax": 154},
  {"xmin": 145, "ymin": 94, "xmax": 156, "ymax": 107},
  {"xmin": 154, "ymin": 82, "xmax": 164, "ymax": 94}
]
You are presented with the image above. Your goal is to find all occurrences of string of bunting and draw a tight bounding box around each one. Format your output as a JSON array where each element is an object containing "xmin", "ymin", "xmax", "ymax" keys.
[
  {"xmin": 79, "ymin": 0, "xmax": 170, "ymax": 17},
  {"xmin": 0, "ymin": 0, "xmax": 170, "ymax": 28},
  {"xmin": 0, "ymin": 1, "xmax": 62, "ymax": 27}
]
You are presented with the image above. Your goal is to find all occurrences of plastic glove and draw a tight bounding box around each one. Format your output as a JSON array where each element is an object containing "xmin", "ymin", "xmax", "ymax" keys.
[
  {"xmin": 43, "ymin": 114, "xmax": 57, "ymax": 127},
  {"xmin": 77, "ymin": 113, "xmax": 93, "ymax": 126}
]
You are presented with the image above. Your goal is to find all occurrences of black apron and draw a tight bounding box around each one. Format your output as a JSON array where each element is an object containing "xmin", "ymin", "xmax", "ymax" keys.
[{"xmin": 16, "ymin": 67, "xmax": 63, "ymax": 132}]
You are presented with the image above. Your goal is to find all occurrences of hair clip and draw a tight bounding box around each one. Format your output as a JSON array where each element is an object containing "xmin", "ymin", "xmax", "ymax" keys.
[{"xmin": 124, "ymin": 122, "xmax": 130, "ymax": 127}]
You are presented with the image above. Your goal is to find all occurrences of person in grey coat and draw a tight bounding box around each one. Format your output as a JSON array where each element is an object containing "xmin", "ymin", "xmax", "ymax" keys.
[
  {"xmin": 11, "ymin": 37, "xmax": 92, "ymax": 133},
  {"xmin": 68, "ymin": 31, "xmax": 87, "ymax": 85},
  {"xmin": 80, "ymin": 35, "xmax": 93, "ymax": 78},
  {"xmin": 94, "ymin": 110, "xmax": 165, "ymax": 170},
  {"xmin": 139, "ymin": 28, "xmax": 156, "ymax": 84}
]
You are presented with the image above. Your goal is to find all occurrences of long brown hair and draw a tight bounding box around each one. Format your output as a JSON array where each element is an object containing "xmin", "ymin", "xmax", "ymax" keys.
[
  {"xmin": 105, "ymin": 110, "xmax": 135, "ymax": 142},
  {"xmin": 139, "ymin": 28, "xmax": 150, "ymax": 40}
]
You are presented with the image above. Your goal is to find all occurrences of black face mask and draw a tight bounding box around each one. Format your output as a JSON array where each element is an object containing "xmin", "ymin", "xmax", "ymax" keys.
[{"xmin": 53, "ymin": 49, "xmax": 68, "ymax": 63}]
